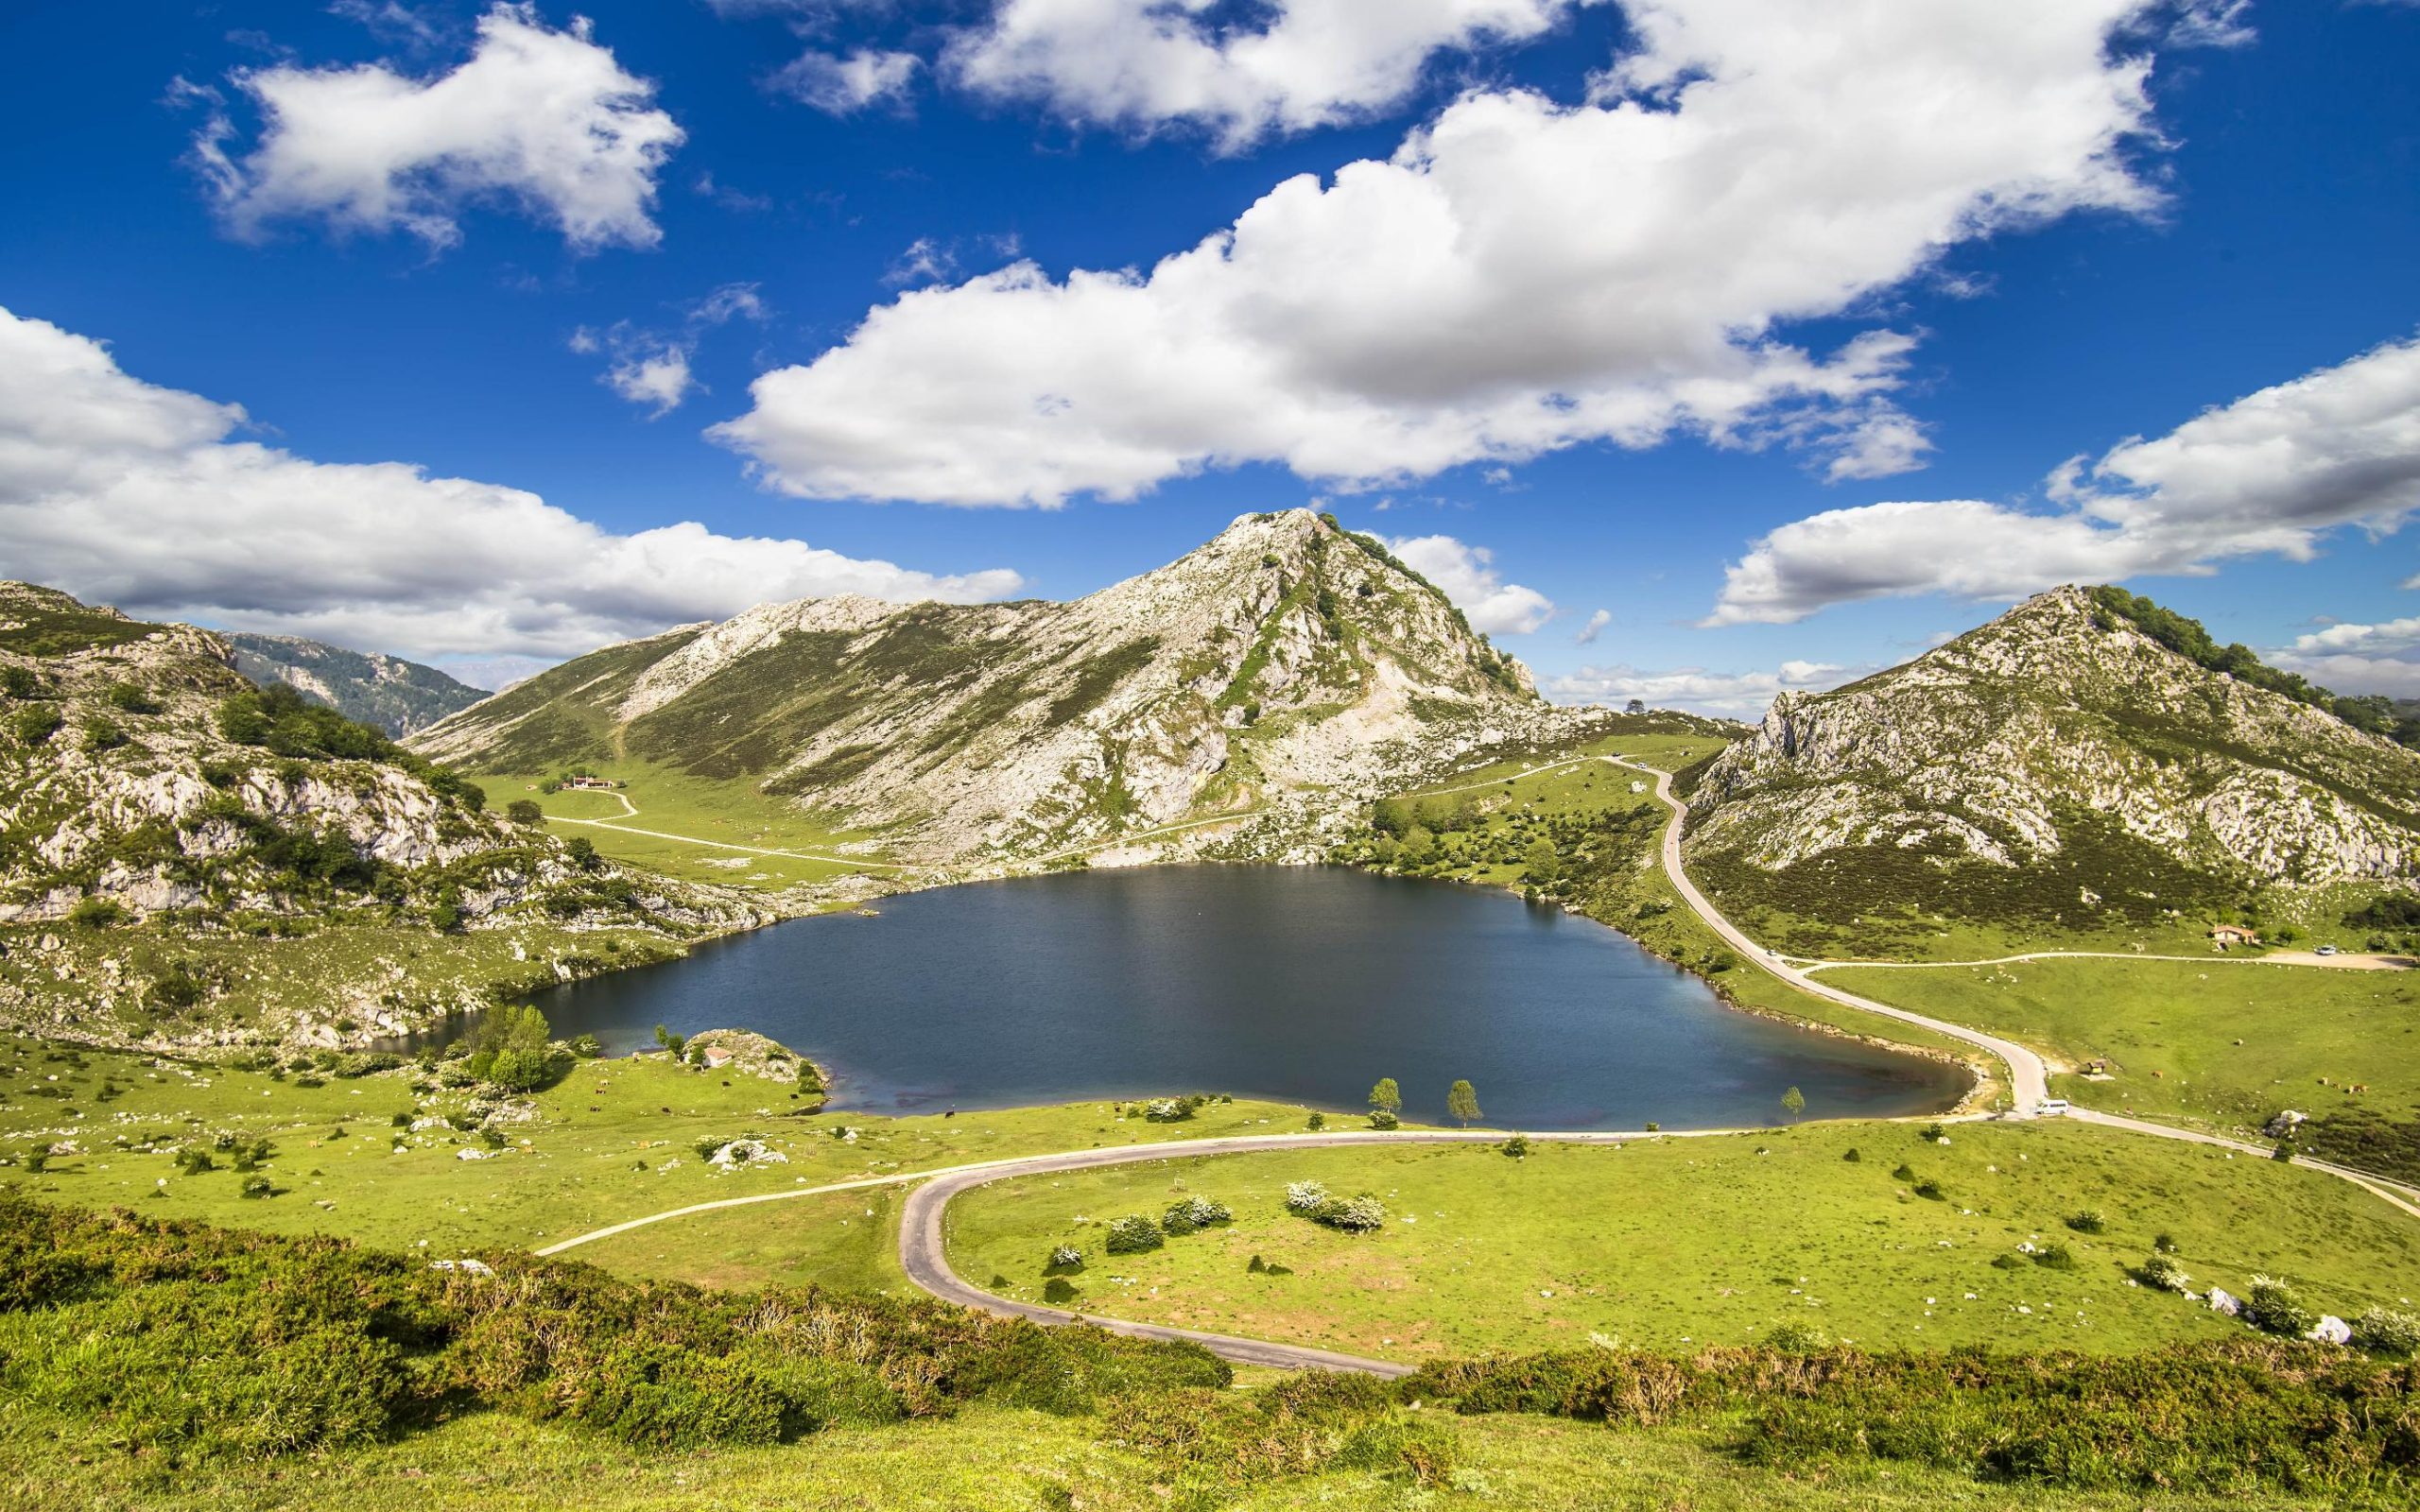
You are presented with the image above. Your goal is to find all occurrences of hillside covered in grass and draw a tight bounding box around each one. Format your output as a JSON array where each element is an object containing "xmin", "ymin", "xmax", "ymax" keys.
[
  {"xmin": 8, "ymin": 1192, "xmax": 2420, "ymax": 1511},
  {"xmin": 0, "ymin": 584, "xmax": 763, "ymax": 1048}
]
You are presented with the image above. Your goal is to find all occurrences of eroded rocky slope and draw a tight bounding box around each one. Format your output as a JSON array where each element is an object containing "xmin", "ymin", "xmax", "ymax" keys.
[
  {"xmin": 414, "ymin": 510, "xmax": 1588, "ymax": 865},
  {"xmin": 0, "ymin": 583, "xmax": 765, "ymax": 1044},
  {"xmin": 1685, "ymin": 587, "xmax": 2420, "ymax": 931}
]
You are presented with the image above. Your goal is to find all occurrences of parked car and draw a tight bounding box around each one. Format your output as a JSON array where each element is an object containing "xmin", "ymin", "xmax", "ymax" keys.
[
  {"xmin": 2035, "ymin": 1098, "xmax": 2071, "ymax": 1117},
  {"xmin": 2317, "ymin": 944, "xmax": 2340, "ymax": 956}
]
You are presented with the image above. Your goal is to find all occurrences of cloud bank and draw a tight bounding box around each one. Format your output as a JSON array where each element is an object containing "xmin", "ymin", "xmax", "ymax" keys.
[
  {"xmin": 0, "ymin": 307, "xmax": 1024, "ymax": 661},
  {"xmin": 1547, "ymin": 657, "xmax": 1854, "ymax": 718},
  {"xmin": 1709, "ymin": 335, "xmax": 2420, "ymax": 624},
  {"xmin": 713, "ymin": 1, "xmax": 2171, "ymax": 508}
]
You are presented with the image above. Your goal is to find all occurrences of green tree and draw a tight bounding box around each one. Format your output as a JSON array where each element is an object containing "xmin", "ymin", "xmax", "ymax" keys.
[
  {"xmin": 1368, "ymin": 1077, "xmax": 1401, "ymax": 1119},
  {"xmin": 1522, "ymin": 837, "xmax": 1561, "ymax": 887},
  {"xmin": 655, "ymin": 1022, "xmax": 686, "ymax": 1059},
  {"xmin": 465, "ymin": 1004, "xmax": 554, "ymax": 1092},
  {"xmin": 1447, "ymin": 1079, "xmax": 1481, "ymax": 1127},
  {"xmin": 564, "ymin": 836, "xmax": 602, "ymax": 871},
  {"xmin": 1781, "ymin": 1086, "xmax": 1806, "ymax": 1123},
  {"xmin": 506, "ymin": 799, "xmax": 544, "ymax": 825}
]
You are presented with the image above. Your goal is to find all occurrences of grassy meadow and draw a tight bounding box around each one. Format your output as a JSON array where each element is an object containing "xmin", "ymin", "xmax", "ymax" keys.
[
  {"xmin": 945, "ymin": 1120, "xmax": 2420, "ymax": 1362},
  {"xmin": 484, "ymin": 758, "xmax": 900, "ymax": 891},
  {"xmin": 0, "ymin": 1030, "xmax": 1327, "ymax": 1257},
  {"xmin": 1820, "ymin": 957, "xmax": 2420, "ymax": 1133}
]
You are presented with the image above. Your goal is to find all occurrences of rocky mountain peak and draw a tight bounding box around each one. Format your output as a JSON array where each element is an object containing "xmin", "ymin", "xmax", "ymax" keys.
[
  {"xmin": 1686, "ymin": 585, "xmax": 2420, "ymax": 931},
  {"xmin": 413, "ymin": 511, "xmax": 1572, "ymax": 866}
]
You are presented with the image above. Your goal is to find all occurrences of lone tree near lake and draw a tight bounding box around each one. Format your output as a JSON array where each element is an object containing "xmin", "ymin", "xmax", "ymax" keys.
[
  {"xmin": 1369, "ymin": 1077, "xmax": 1401, "ymax": 1118},
  {"xmin": 1448, "ymin": 1079, "xmax": 1482, "ymax": 1127},
  {"xmin": 1782, "ymin": 1086, "xmax": 1806, "ymax": 1123},
  {"xmin": 466, "ymin": 1004, "xmax": 553, "ymax": 1092}
]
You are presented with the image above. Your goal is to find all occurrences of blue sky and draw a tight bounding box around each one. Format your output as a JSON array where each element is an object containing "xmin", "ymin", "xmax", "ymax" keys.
[{"xmin": 0, "ymin": 0, "xmax": 2414, "ymax": 710}]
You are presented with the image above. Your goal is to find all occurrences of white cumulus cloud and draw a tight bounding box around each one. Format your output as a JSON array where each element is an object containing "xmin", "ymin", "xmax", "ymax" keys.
[
  {"xmin": 1572, "ymin": 608, "xmax": 1611, "ymax": 645},
  {"xmin": 773, "ymin": 47, "xmax": 922, "ymax": 114},
  {"xmin": 1385, "ymin": 534, "xmax": 1553, "ymax": 634},
  {"xmin": 715, "ymin": 0, "xmax": 2169, "ymax": 507},
  {"xmin": 189, "ymin": 3, "xmax": 683, "ymax": 251},
  {"xmin": 1547, "ymin": 658, "xmax": 1852, "ymax": 717},
  {"xmin": 947, "ymin": 0, "xmax": 1598, "ymax": 151},
  {"xmin": 0, "ymin": 306, "xmax": 1024, "ymax": 661},
  {"xmin": 1707, "ymin": 335, "xmax": 2420, "ymax": 625}
]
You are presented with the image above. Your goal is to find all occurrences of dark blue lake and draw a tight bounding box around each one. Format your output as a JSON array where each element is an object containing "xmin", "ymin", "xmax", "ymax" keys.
[{"xmin": 522, "ymin": 866, "xmax": 1966, "ymax": 1129}]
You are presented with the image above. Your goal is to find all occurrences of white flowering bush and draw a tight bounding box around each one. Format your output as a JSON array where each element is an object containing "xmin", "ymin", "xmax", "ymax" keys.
[
  {"xmin": 2244, "ymin": 1276, "xmax": 2314, "ymax": 1337},
  {"xmin": 2138, "ymin": 1253, "xmax": 2189, "ymax": 1293},
  {"xmin": 2351, "ymin": 1307, "xmax": 2420, "ymax": 1356},
  {"xmin": 1047, "ymin": 1245, "xmax": 1083, "ymax": 1271},
  {"xmin": 1104, "ymin": 1215, "xmax": 1164, "ymax": 1255},
  {"xmin": 1285, "ymin": 1180, "xmax": 1330, "ymax": 1214},
  {"xmin": 1162, "ymin": 1195, "xmax": 1233, "ymax": 1235},
  {"xmin": 1324, "ymin": 1194, "xmax": 1388, "ymax": 1232}
]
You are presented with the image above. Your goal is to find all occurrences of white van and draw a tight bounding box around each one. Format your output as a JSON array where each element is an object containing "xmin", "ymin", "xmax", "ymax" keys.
[{"xmin": 2035, "ymin": 1098, "xmax": 2071, "ymax": 1117}]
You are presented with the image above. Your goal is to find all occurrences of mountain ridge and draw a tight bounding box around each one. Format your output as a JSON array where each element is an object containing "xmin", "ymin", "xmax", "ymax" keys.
[
  {"xmin": 412, "ymin": 509, "xmax": 1584, "ymax": 866},
  {"xmin": 1682, "ymin": 585, "xmax": 2420, "ymax": 945},
  {"xmin": 228, "ymin": 631, "xmax": 489, "ymax": 736}
]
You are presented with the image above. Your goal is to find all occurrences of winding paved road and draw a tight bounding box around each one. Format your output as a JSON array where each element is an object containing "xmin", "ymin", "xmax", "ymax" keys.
[{"xmin": 1603, "ymin": 757, "xmax": 2049, "ymax": 1112}]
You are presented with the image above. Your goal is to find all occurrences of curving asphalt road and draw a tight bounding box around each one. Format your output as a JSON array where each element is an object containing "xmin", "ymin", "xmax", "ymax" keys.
[{"xmin": 1604, "ymin": 757, "xmax": 2051, "ymax": 1111}]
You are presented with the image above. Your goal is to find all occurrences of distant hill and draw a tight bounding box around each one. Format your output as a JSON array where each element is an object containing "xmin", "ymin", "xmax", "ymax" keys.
[
  {"xmin": 1682, "ymin": 586, "xmax": 2420, "ymax": 947},
  {"xmin": 412, "ymin": 509, "xmax": 1583, "ymax": 865},
  {"xmin": 227, "ymin": 632, "xmax": 487, "ymax": 736}
]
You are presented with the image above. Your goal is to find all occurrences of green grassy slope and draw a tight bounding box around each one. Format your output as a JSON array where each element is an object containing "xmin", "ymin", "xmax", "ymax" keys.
[{"xmin": 944, "ymin": 1120, "xmax": 2420, "ymax": 1362}]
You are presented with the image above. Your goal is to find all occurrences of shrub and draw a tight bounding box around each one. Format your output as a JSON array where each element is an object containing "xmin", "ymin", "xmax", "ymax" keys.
[
  {"xmin": 2244, "ymin": 1276, "xmax": 2315, "ymax": 1337},
  {"xmin": 1104, "ymin": 1215, "xmax": 1164, "ymax": 1255},
  {"xmin": 174, "ymin": 1147, "xmax": 216, "ymax": 1176},
  {"xmin": 67, "ymin": 895, "xmax": 126, "ymax": 929},
  {"xmin": 1284, "ymin": 1180, "xmax": 1330, "ymax": 1215},
  {"xmin": 1046, "ymin": 1246, "xmax": 1082, "ymax": 1271},
  {"xmin": 2138, "ymin": 1253, "xmax": 2189, "ymax": 1293},
  {"xmin": 1765, "ymin": 1320, "xmax": 1827, "ymax": 1353},
  {"xmin": 506, "ymin": 799, "xmax": 544, "ymax": 825},
  {"xmin": 1919, "ymin": 1123, "xmax": 1946, "ymax": 1143},
  {"xmin": 238, "ymin": 1175, "xmax": 273, "ymax": 1199},
  {"xmin": 1333, "ymin": 1411, "xmax": 1461, "ymax": 1485},
  {"xmin": 2066, "ymin": 1210, "xmax": 2106, "ymax": 1234},
  {"xmin": 1911, "ymin": 1179, "xmax": 1945, "ymax": 1201},
  {"xmin": 1162, "ymin": 1196, "xmax": 1232, "ymax": 1236},
  {"xmin": 1320, "ymin": 1195, "xmax": 1388, "ymax": 1233},
  {"xmin": 1367, "ymin": 1108, "xmax": 1400, "ymax": 1130},
  {"xmin": 1502, "ymin": 1134, "xmax": 1530, "ymax": 1159},
  {"xmin": 2153, "ymin": 1232, "xmax": 2179, "ymax": 1254},
  {"xmin": 1144, "ymin": 1095, "xmax": 1205, "ymax": 1123},
  {"xmin": 2032, "ymin": 1244, "xmax": 2077, "ymax": 1271},
  {"xmin": 1891, "ymin": 1162, "xmax": 1917, "ymax": 1182},
  {"xmin": 2349, "ymin": 1307, "xmax": 2420, "ymax": 1357},
  {"xmin": 1305, "ymin": 1111, "xmax": 1325, "ymax": 1130}
]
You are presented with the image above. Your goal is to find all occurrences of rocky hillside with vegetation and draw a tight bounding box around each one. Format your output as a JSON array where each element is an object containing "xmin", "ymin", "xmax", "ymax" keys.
[
  {"xmin": 412, "ymin": 510, "xmax": 1582, "ymax": 865},
  {"xmin": 228, "ymin": 631, "xmax": 488, "ymax": 736},
  {"xmin": 1683, "ymin": 586, "xmax": 2420, "ymax": 944},
  {"xmin": 0, "ymin": 583, "xmax": 762, "ymax": 1046}
]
